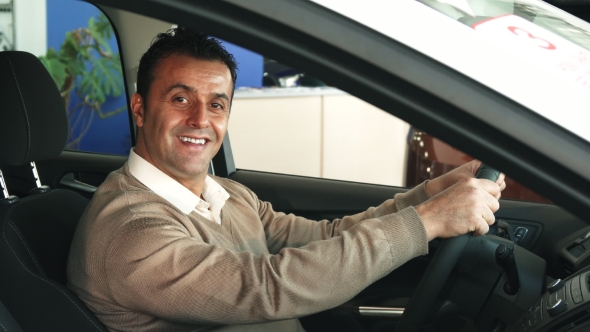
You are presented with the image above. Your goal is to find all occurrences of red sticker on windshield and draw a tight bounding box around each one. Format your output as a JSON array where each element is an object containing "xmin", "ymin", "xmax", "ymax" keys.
[{"xmin": 473, "ymin": 15, "xmax": 590, "ymax": 91}]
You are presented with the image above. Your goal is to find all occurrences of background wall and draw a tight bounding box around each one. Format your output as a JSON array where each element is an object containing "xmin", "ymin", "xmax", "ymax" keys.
[
  {"xmin": 10, "ymin": 0, "xmax": 409, "ymax": 186},
  {"xmin": 230, "ymin": 90, "xmax": 409, "ymax": 186}
]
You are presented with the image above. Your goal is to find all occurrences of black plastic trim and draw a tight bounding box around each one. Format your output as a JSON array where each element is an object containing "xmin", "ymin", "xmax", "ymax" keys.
[{"xmin": 212, "ymin": 133, "xmax": 236, "ymax": 177}]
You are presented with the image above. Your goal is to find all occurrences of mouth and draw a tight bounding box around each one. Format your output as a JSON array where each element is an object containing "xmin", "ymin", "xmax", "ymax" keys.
[{"xmin": 178, "ymin": 136, "xmax": 208, "ymax": 145}]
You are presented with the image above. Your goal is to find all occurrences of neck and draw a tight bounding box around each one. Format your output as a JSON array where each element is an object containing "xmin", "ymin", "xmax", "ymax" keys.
[
  {"xmin": 177, "ymin": 174, "xmax": 207, "ymax": 198},
  {"xmin": 132, "ymin": 143, "xmax": 207, "ymax": 198}
]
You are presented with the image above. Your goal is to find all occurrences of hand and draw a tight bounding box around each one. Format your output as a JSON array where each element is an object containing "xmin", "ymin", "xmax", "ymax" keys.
[
  {"xmin": 416, "ymin": 177, "xmax": 501, "ymax": 241},
  {"xmin": 425, "ymin": 160, "xmax": 506, "ymax": 199}
]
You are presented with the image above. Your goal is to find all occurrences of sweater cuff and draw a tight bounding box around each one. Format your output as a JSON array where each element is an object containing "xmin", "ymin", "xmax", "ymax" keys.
[
  {"xmin": 393, "ymin": 181, "xmax": 430, "ymax": 211},
  {"xmin": 378, "ymin": 206, "xmax": 428, "ymax": 271}
]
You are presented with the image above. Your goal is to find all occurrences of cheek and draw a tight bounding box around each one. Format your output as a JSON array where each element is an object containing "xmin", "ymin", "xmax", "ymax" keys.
[
  {"xmin": 148, "ymin": 111, "xmax": 178, "ymax": 132},
  {"xmin": 212, "ymin": 115, "xmax": 229, "ymax": 137}
]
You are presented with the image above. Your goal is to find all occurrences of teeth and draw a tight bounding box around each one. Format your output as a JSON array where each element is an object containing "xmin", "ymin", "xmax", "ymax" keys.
[{"xmin": 179, "ymin": 136, "xmax": 206, "ymax": 144}]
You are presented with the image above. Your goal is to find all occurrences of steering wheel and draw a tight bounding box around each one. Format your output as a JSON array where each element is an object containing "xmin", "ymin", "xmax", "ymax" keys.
[{"xmin": 394, "ymin": 164, "xmax": 501, "ymax": 332}]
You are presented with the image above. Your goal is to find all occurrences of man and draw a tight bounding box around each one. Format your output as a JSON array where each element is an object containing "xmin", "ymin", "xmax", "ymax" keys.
[{"xmin": 67, "ymin": 28, "xmax": 505, "ymax": 332}]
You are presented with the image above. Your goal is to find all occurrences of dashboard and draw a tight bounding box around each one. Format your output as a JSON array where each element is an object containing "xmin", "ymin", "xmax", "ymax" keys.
[
  {"xmin": 507, "ymin": 269, "xmax": 590, "ymax": 331},
  {"xmin": 497, "ymin": 223, "xmax": 590, "ymax": 332}
]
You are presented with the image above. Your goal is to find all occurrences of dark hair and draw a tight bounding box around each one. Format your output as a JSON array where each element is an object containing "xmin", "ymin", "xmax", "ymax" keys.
[{"xmin": 136, "ymin": 28, "xmax": 238, "ymax": 103}]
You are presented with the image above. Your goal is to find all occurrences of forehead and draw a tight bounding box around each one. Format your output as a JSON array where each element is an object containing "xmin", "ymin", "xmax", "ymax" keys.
[{"xmin": 151, "ymin": 53, "xmax": 232, "ymax": 92}]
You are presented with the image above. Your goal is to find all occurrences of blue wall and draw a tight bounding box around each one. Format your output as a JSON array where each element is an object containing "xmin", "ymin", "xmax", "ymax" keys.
[
  {"xmin": 47, "ymin": 0, "xmax": 131, "ymax": 155},
  {"xmin": 221, "ymin": 41, "xmax": 263, "ymax": 88},
  {"xmin": 47, "ymin": 0, "xmax": 263, "ymax": 156}
]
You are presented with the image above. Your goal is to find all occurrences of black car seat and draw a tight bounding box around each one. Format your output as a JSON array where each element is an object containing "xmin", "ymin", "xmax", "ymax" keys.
[
  {"xmin": 0, "ymin": 51, "xmax": 107, "ymax": 331},
  {"xmin": 0, "ymin": 300, "xmax": 23, "ymax": 332}
]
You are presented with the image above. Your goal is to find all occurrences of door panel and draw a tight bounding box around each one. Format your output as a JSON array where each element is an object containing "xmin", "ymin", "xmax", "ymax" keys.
[
  {"xmin": 36, "ymin": 151, "xmax": 127, "ymax": 198},
  {"xmin": 227, "ymin": 169, "xmax": 587, "ymax": 331},
  {"xmin": 229, "ymin": 170, "xmax": 408, "ymax": 220}
]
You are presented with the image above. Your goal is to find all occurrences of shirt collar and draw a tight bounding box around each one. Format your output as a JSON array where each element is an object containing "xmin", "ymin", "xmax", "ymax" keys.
[{"xmin": 127, "ymin": 149, "xmax": 229, "ymax": 215}]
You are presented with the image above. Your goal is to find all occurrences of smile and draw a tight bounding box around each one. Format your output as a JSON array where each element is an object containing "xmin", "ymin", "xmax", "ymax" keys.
[{"xmin": 179, "ymin": 136, "xmax": 206, "ymax": 145}]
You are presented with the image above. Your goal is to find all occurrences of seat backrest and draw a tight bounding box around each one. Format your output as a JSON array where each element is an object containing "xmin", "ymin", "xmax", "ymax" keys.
[
  {"xmin": 0, "ymin": 299, "xmax": 23, "ymax": 332},
  {"xmin": 0, "ymin": 51, "xmax": 108, "ymax": 331}
]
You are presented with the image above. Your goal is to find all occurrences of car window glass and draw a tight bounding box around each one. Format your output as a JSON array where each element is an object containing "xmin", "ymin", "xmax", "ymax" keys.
[
  {"xmin": 8, "ymin": 0, "xmax": 131, "ymax": 156},
  {"xmin": 224, "ymin": 42, "xmax": 551, "ymax": 204},
  {"xmin": 227, "ymin": 53, "xmax": 409, "ymax": 187}
]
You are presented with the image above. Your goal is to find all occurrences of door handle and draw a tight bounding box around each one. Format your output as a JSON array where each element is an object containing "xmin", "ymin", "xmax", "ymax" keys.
[
  {"xmin": 59, "ymin": 173, "xmax": 97, "ymax": 193},
  {"xmin": 357, "ymin": 306, "xmax": 405, "ymax": 318}
]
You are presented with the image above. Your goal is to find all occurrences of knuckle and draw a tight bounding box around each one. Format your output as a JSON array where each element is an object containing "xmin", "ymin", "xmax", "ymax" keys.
[{"xmin": 488, "ymin": 214, "xmax": 496, "ymax": 225}]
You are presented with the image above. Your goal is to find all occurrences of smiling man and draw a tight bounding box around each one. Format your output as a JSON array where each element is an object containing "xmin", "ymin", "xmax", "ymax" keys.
[
  {"xmin": 132, "ymin": 53, "xmax": 232, "ymax": 199},
  {"xmin": 67, "ymin": 28, "xmax": 505, "ymax": 332},
  {"xmin": 126, "ymin": 53, "xmax": 233, "ymax": 228}
]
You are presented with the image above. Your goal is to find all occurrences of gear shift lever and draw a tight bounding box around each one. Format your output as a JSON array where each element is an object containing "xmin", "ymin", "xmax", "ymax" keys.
[{"xmin": 495, "ymin": 244, "xmax": 520, "ymax": 295}]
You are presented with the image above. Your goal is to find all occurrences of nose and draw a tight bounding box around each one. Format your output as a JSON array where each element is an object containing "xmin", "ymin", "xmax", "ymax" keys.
[{"xmin": 187, "ymin": 102, "xmax": 209, "ymax": 129}]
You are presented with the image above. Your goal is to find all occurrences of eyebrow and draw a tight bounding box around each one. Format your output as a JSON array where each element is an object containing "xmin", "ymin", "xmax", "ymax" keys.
[
  {"xmin": 163, "ymin": 84, "xmax": 230, "ymax": 102},
  {"xmin": 163, "ymin": 83, "xmax": 195, "ymax": 96},
  {"xmin": 213, "ymin": 92, "xmax": 230, "ymax": 103}
]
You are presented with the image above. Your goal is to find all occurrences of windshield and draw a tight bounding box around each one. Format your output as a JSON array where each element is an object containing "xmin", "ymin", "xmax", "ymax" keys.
[
  {"xmin": 311, "ymin": 0, "xmax": 590, "ymax": 143},
  {"xmin": 418, "ymin": 0, "xmax": 590, "ymax": 92}
]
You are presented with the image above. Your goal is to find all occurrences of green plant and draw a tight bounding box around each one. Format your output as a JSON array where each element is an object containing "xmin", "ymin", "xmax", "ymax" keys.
[{"xmin": 39, "ymin": 13, "xmax": 126, "ymax": 149}]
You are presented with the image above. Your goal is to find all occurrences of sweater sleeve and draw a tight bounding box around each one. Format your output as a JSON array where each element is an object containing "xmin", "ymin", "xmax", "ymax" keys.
[
  {"xmin": 251, "ymin": 181, "xmax": 430, "ymax": 252},
  {"xmin": 104, "ymin": 206, "xmax": 428, "ymax": 326}
]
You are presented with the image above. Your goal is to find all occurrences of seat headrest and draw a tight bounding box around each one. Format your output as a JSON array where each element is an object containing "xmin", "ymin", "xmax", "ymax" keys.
[{"xmin": 0, "ymin": 51, "xmax": 68, "ymax": 166}]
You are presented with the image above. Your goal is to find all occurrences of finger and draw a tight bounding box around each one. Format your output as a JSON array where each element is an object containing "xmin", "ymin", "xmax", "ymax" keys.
[
  {"xmin": 479, "ymin": 183, "xmax": 501, "ymax": 212},
  {"xmin": 478, "ymin": 178, "xmax": 502, "ymax": 198},
  {"xmin": 474, "ymin": 219, "xmax": 490, "ymax": 236},
  {"xmin": 469, "ymin": 160, "xmax": 483, "ymax": 176},
  {"xmin": 488, "ymin": 194, "xmax": 500, "ymax": 213},
  {"xmin": 497, "ymin": 173, "xmax": 507, "ymax": 191},
  {"xmin": 482, "ymin": 205, "xmax": 496, "ymax": 225}
]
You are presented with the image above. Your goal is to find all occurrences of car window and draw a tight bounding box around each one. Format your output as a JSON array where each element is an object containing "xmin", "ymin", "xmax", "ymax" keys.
[
  {"xmin": 226, "ymin": 53, "xmax": 409, "ymax": 187},
  {"xmin": 9, "ymin": 0, "xmax": 131, "ymax": 156},
  {"xmin": 231, "ymin": 86, "xmax": 410, "ymax": 187},
  {"xmin": 223, "ymin": 45, "xmax": 551, "ymax": 203}
]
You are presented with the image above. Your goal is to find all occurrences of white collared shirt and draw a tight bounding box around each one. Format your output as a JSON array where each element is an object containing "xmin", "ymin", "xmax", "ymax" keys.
[{"xmin": 127, "ymin": 149, "xmax": 230, "ymax": 224}]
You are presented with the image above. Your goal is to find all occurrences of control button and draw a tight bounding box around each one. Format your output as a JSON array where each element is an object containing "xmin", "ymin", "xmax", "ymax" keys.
[
  {"xmin": 547, "ymin": 289, "xmax": 565, "ymax": 309},
  {"xmin": 572, "ymin": 286, "xmax": 584, "ymax": 304},
  {"xmin": 547, "ymin": 279, "xmax": 564, "ymax": 293},
  {"xmin": 559, "ymin": 286, "xmax": 567, "ymax": 303},
  {"xmin": 575, "ymin": 231, "xmax": 590, "ymax": 245},
  {"xmin": 514, "ymin": 227, "xmax": 528, "ymax": 243},
  {"xmin": 572, "ymin": 288, "xmax": 582, "ymax": 298},
  {"xmin": 535, "ymin": 298, "xmax": 543, "ymax": 320},
  {"xmin": 572, "ymin": 275, "xmax": 581, "ymax": 290},
  {"xmin": 547, "ymin": 299, "xmax": 567, "ymax": 317},
  {"xmin": 572, "ymin": 286, "xmax": 583, "ymax": 304}
]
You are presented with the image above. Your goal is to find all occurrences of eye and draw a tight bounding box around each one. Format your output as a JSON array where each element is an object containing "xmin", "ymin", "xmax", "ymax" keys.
[
  {"xmin": 174, "ymin": 97, "xmax": 188, "ymax": 103},
  {"xmin": 211, "ymin": 103, "xmax": 224, "ymax": 109}
]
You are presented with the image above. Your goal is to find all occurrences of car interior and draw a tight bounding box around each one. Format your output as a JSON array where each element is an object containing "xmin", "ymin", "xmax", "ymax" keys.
[
  {"xmin": 0, "ymin": 51, "xmax": 107, "ymax": 331},
  {"xmin": 1, "ymin": 1, "xmax": 590, "ymax": 332}
]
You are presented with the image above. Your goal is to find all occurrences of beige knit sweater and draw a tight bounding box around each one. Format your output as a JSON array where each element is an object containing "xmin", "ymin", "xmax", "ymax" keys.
[{"xmin": 67, "ymin": 164, "xmax": 430, "ymax": 331}]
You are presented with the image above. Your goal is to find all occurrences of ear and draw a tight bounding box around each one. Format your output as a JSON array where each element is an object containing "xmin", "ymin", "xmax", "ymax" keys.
[{"xmin": 131, "ymin": 93, "xmax": 146, "ymax": 128}]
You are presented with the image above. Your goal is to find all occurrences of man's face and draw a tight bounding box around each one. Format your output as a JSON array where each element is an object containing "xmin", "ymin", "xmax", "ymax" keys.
[{"xmin": 132, "ymin": 53, "xmax": 233, "ymax": 190}]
